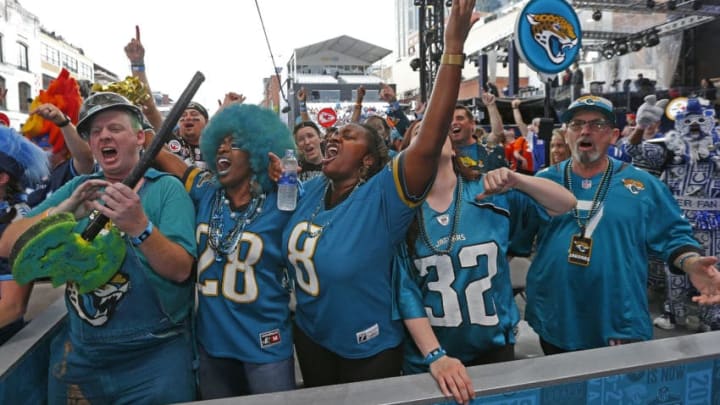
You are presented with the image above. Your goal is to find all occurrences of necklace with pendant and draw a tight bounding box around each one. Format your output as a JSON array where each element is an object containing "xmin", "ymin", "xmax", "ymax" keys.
[
  {"xmin": 418, "ymin": 175, "xmax": 463, "ymax": 255},
  {"xmin": 305, "ymin": 178, "xmax": 363, "ymax": 238},
  {"xmin": 564, "ymin": 158, "xmax": 613, "ymax": 266},
  {"xmin": 207, "ymin": 188, "xmax": 266, "ymax": 261}
]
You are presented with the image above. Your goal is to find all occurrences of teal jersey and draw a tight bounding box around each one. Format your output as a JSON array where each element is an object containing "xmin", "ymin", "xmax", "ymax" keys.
[
  {"xmin": 283, "ymin": 154, "xmax": 420, "ymax": 359},
  {"xmin": 186, "ymin": 169, "xmax": 294, "ymax": 363},
  {"xmin": 520, "ymin": 159, "xmax": 701, "ymax": 350},
  {"xmin": 456, "ymin": 142, "xmax": 508, "ymax": 173},
  {"xmin": 395, "ymin": 177, "xmax": 548, "ymax": 373}
]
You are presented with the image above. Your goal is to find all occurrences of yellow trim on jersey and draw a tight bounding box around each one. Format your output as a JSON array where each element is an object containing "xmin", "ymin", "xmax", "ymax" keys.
[
  {"xmin": 392, "ymin": 153, "xmax": 425, "ymax": 208},
  {"xmin": 184, "ymin": 167, "xmax": 201, "ymax": 193}
]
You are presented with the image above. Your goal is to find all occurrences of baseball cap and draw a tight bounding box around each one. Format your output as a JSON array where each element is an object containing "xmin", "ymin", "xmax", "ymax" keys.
[
  {"xmin": 561, "ymin": 95, "xmax": 616, "ymax": 125},
  {"xmin": 186, "ymin": 101, "xmax": 208, "ymax": 121}
]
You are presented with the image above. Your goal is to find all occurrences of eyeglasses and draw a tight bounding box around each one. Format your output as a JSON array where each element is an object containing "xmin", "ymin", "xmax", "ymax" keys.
[{"xmin": 568, "ymin": 119, "xmax": 611, "ymax": 132}]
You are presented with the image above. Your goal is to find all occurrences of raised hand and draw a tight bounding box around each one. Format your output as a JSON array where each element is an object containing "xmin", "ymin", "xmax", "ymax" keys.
[
  {"xmin": 124, "ymin": 25, "xmax": 145, "ymax": 65},
  {"xmin": 220, "ymin": 92, "xmax": 246, "ymax": 109},
  {"xmin": 482, "ymin": 92, "xmax": 497, "ymax": 106},
  {"xmin": 444, "ymin": 0, "xmax": 480, "ymax": 54},
  {"xmin": 30, "ymin": 103, "xmax": 68, "ymax": 126},
  {"xmin": 297, "ymin": 87, "xmax": 307, "ymax": 102},
  {"xmin": 356, "ymin": 85, "xmax": 366, "ymax": 104}
]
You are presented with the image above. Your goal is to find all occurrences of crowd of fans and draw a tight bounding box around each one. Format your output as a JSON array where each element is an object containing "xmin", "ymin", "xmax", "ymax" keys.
[{"xmin": 0, "ymin": 1, "xmax": 719, "ymax": 403}]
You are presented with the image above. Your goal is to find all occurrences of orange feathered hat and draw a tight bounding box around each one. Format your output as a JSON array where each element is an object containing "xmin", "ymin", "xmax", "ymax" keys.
[{"xmin": 22, "ymin": 68, "xmax": 82, "ymax": 155}]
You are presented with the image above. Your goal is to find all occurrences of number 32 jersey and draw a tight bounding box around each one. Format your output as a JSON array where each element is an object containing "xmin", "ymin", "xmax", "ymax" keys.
[{"xmin": 395, "ymin": 177, "xmax": 548, "ymax": 373}]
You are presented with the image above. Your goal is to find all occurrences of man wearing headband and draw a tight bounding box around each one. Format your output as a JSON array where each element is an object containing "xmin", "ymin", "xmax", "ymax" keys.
[{"xmin": 167, "ymin": 101, "xmax": 209, "ymax": 169}]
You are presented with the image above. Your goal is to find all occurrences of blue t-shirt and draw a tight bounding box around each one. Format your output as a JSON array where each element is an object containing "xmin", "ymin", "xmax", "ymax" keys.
[
  {"xmin": 283, "ymin": 154, "xmax": 420, "ymax": 358},
  {"xmin": 517, "ymin": 158, "xmax": 701, "ymax": 350},
  {"xmin": 395, "ymin": 176, "xmax": 547, "ymax": 373},
  {"xmin": 186, "ymin": 169, "xmax": 294, "ymax": 363}
]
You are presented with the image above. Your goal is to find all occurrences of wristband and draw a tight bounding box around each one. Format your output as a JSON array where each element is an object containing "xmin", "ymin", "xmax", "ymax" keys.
[
  {"xmin": 56, "ymin": 115, "xmax": 71, "ymax": 128},
  {"xmin": 130, "ymin": 220, "xmax": 153, "ymax": 246},
  {"xmin": 423, "ymin": 347, "xmax": 447, "ymax": 365},
  {"xmin": 440, "ymin": 53, "xmax": 466, "ymax": 66},
  {"xmin": 131, "ymin": 64, "xmax": 145, "ymax": 72},
  {"xmin": 678, "ymin": 253, "xmax": 701, "ymax": 272}
]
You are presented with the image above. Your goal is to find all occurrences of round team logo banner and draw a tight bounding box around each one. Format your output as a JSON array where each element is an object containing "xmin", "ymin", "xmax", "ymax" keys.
[
  {"xmin": 665, "ymin": 97, "xmax": 688, "ymax": 121},
  {"xmin": 317, "ymin": 107, "xmax": 337, "ymax": 128},
  {"xmin": 514, "ymin": 0, "xmax": 582, "ymax": 75}
]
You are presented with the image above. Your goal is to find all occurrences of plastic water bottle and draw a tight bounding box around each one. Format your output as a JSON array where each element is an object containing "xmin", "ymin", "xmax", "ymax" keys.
[{"xmin": 277, "ymin": 149, "xmax": 299, "ymax": 211}]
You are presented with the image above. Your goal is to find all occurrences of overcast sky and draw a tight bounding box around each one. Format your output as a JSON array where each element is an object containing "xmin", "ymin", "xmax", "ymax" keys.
[{"xmin": 19, "ymin": 0, "xmax": 398, "ymax": 113}]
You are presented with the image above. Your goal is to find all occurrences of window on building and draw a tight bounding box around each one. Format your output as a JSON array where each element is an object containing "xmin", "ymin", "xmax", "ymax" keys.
[
  {"xmin": 0, "ymin": 76, "xmax": 6, "ymax": 110},
  {"xmin": 17, "ymin": 42, "xmax": 29, "ymax": 71},
  {"xmin": 42, "ymin": 44, "xmax": 60, "ymax": 66},
  {"xmin": 79, "ymin": 63, "xmax": 92, "ymax": 80},
  {"xmin": 42, "ymin": 74, "xmax": 54, "ymax": 90},
  {"xmin": 0, "ymin": 35, "xmax": 4, "ymax": 63},
  {"xmin": 310, "ymin": 89, "xmax": 340, "ymax": 103},
  {"xmin": 62, "ymin": 54, "xmax": 78, "ymax": 72},
  {"xmin": 18, "ymin": 82, "xmax": 31, "ymax": 112}
]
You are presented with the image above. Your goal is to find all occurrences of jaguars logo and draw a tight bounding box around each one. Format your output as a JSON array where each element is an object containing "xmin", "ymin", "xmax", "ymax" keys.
[
  {"xmin": 526, "ymin": 13, "xmax": 578, "ymax": 65},
  {"xmin": 623, "ymin": 178, "xmax": 645, "ymax": 195},
  {"xmin": 67, "ymin": 272, "xmax": 130, "ymax": 326}
]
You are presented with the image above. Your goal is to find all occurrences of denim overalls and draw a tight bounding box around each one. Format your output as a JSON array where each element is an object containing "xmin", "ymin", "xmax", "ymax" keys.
[{"xmin": 47, "ymin": 240, "xmax": 195, "ymax": 404}]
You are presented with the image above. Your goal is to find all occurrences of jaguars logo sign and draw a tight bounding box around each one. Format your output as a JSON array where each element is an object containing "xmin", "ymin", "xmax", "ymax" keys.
[
  {"xmin": 514, "ymin": 0, "xmax": 581, "ymax": 74},
  {"xmin": 67, "ymin": 272, "xmax": 130, "ymax": 326},
  {"xmin": 623, "ymin": 178, "xmax": 645, "ymax": 195}
]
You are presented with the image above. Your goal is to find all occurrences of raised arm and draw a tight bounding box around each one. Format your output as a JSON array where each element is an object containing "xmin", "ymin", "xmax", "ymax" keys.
[
  {"xmin": 125, "ymin": 25, "xmax": 164, "ymax": 131},
  {"xmin": 296, "ymin": 87, "xmax": 311, "ymax": 123},
  {"xmin": 483, "ymin": 92, "xmax": 504, "ymax": 138},
  {"xmin": 402, "ymin": 0, "xmax": 479, "ymax": 196},
  {"xmin": 30, "ymin": 103, "xmax": 94, "ymax": 174},
  {"xmin": 351, "ymin": 85, "xmax": 365, "ymax": 123},
  {"xmin": 381, "ymin": 83, "xmax": 411, "ymax": 137},
  {"xmin": 511, "ymin": 98, "xmax": 529, "ymax": 138},
  {"xmin": 145, "ymin": 130, "xmax": 190, "ymax": 179}
]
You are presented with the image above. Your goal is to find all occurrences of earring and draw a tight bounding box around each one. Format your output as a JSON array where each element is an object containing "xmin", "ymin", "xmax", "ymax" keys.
[{"xmin": 250, "ymin": 174, "xmax": 262, "ymax": 196}]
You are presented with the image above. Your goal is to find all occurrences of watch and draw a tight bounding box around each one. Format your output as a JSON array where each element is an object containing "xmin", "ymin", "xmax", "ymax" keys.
[
  {"xmin": 130, "ymin": 220, "xmax": 153, "ymax": 246},
  {"xmin": 440, "ymin": 53, "xmax": 466, "ymax": 66}
]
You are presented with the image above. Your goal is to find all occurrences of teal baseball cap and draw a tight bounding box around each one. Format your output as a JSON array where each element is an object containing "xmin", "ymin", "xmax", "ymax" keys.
[{"xmin": 561, "ymin": 95, "xmax": 616, "ymax": 125}]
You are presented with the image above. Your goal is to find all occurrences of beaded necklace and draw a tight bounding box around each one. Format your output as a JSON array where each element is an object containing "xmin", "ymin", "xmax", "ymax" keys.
[
  {"xmin": 418, "ymin": 175, "xmax": 463, "ymax": 255},
  {"xmin": 305, "ymin": 178, "xmax": 362, "ymax": 238},
  {"xmin": 564, "ymin": 158, "xmax": 613, "ymax": 236},
  {"xmin": 207, "ymin": 187, "xmax": 266, "ymax": 261}
]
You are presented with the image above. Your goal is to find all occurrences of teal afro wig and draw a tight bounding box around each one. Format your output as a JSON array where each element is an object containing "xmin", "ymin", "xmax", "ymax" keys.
[{"xmin": 200, "ymin": 104, "xmax": 296, "ymax": 193}]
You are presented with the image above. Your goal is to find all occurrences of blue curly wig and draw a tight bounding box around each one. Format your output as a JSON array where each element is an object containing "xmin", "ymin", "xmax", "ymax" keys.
[
  {"xmin": 0, "ymin": 126, "xmax": 49, "ymax": 188},
  {"xmin": 200, "ymin": 104, "xmax": 296, "ymax": 193}
]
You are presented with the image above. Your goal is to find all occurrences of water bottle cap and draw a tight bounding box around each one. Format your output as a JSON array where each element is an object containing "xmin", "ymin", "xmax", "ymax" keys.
[{"xmin": 285, "ymin": 149, "xmax": 295, "ymax": 157}]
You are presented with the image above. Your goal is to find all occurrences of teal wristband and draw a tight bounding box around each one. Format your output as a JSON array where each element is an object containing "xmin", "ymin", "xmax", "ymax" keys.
[
  {"xmin": 678, "ymin": 253, "xmax": 700, "ymax": 272},
  {"xmin": 130, "ymin": 220, "xmax": 153, "ymax": 246},
  {"xmin": 423, "ymin": 347, "xmax": 447, "ymax": 365}
]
